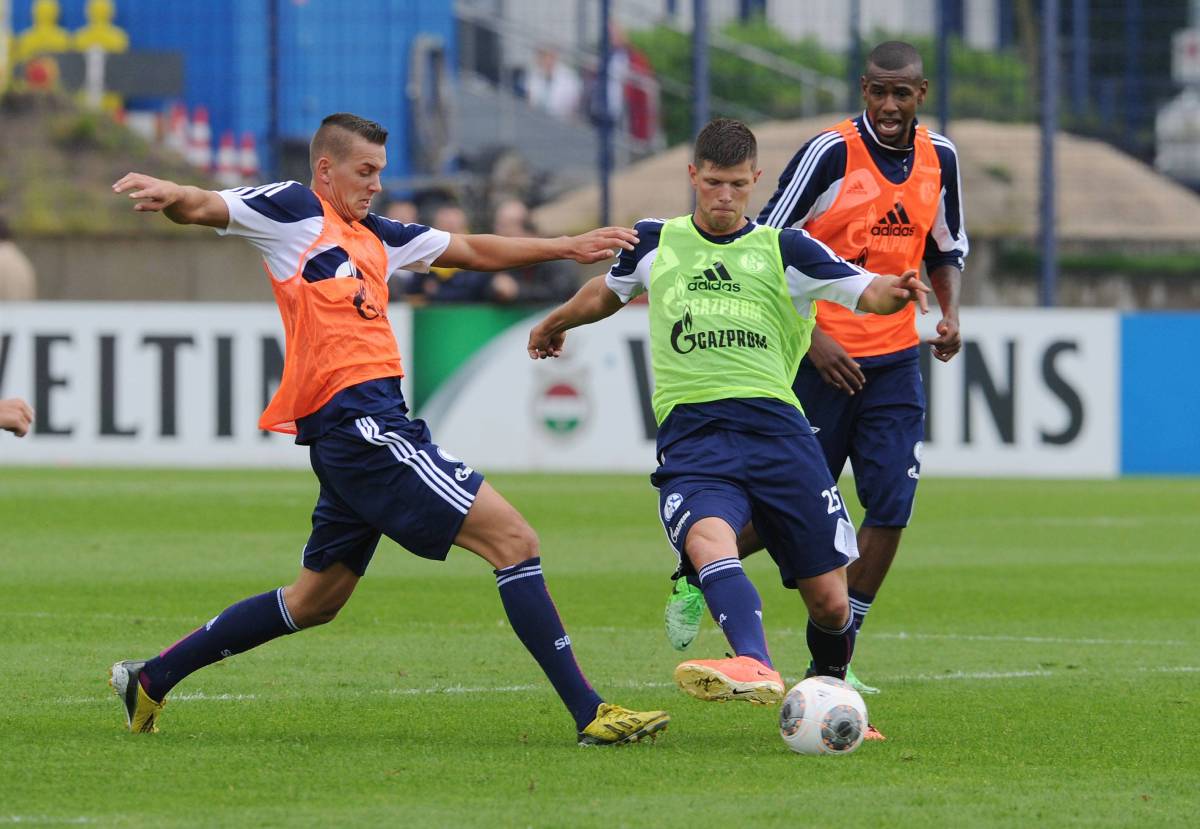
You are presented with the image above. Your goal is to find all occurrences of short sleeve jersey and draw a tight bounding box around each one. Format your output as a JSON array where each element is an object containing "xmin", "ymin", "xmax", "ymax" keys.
[{"xmin": 216, "ymin": 181, "xmax": 450, "ymax": 282}]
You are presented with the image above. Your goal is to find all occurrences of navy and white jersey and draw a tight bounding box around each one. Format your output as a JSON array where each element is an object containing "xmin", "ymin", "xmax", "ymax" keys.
[
  {"xmin": 215, "ymin": 181, "xmax": 451, "ymax": 281},
  {"xmin": 604, "ymin": 216, "xmax": 874, "ymax": 319},
  {"xmin": 757, "ymin": 113, "xmax": 968, "ymax": 272},
  {"xmin": 604, "ymin": 216, "xmax": 876, "ymax": 450}
]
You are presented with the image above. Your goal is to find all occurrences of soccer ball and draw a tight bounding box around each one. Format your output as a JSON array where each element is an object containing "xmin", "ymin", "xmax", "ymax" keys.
[{"xmin": 779, "ymin": 676, "xmax": 867, "ymax": 755}]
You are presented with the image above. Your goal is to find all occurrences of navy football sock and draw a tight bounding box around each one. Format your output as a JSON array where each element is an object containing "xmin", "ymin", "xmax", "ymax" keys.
[
  {"xmin": 806, "ymin": 614, "xmax": 856, "ymax": 679},
  {"xmin": 697, "ymin": 557, "xmax": 772, "ymax": 667},
  {"xmin": 848, "ymin": 588, "xmax": 875, "ymax": 635},
  {"xmin": 494, "ymin": 557, "xmax": 604, "ymax": 731},
  {"xmin": 140, "ymin": 588, "xmax": 299, "ymax": 701}
]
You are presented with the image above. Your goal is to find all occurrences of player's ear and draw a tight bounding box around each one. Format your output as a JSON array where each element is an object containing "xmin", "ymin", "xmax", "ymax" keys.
[
  {"xmin": 315, "ymin": 156, "xmax": 332, "ymax": 184},
  {"xmin": 917, "ymin": 78, "xmax": 929, "ymax": 104}
]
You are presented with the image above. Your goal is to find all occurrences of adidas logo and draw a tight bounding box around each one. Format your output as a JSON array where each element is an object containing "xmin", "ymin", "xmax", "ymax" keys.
[
  {"xmin": 872, "ymin": 201, "xmax": 916, "ymax": 237},
  {"xmin": 845, "ymin": 178, "xmax": 869, "ymax": 196},
  {"xmin": 687, "ymin": 260, "xmax": 741, "ymax": 293}
]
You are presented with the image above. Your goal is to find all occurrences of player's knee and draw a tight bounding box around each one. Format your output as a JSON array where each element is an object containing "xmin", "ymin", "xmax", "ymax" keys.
[
  {"xmin": 288, "ymin": 594, "xmax": 347, "ymax": 628},
  {"xmin": 489, "ymin": 519, "xmax": 540, "ymax": 569},
  {"xmin": 808, "ymin": 593, "xmax": 850, "ymax": 630}
]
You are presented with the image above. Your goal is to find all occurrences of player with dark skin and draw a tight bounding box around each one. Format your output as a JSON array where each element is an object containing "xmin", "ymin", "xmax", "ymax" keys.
[{"xmin": 782, "ymin": 54, "xmax": 962, "ymax": 603}]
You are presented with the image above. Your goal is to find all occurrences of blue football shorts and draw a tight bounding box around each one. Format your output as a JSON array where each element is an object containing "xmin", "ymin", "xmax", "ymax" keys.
[
  {"xmin": 652, "ymin": 424, "xmax": 859, "ymax": 587},
  {"xmin": 793, "ymin": 350, "xmax": 925, "ymax": 528},
  {"xmin": 302, "ymin": 410, "xmax": 485, "ymax": 577}
]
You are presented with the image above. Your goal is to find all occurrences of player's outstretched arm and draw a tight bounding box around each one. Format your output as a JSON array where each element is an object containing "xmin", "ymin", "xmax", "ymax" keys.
[
  {"xmin": 856, "ymin": 269, "xmax": 929, "ymax": 316},
  {"xmin": 0, "ymin": 397, "xmax": 34, "ymax": 437},
  {"xmin": 112, "ymin": 173, "xmax": 230, "ymax": 228},
  {"xmin": 436, "ymin": 227, "xmax": 638, "ymax": 272},
  {"xmin": 527, "ymin": 275, "xmax": 625, "ymax": 359}
]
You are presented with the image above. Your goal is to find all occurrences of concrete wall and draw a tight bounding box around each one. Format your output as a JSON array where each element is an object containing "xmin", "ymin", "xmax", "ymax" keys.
[
  {"xmin": 15, "ymin": 235, "xmax": 1200, "ymax": 310},
  {"xmin": 22, "ymin": 236, "xmax": 272, "ymax": 302}
]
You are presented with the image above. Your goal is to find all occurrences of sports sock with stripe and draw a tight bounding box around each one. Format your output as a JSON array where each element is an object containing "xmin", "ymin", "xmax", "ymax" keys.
[
  {"xmin": 494, "ymin": 557, "xmax": 604, "ymax": 731},
  {"xmin": 697, "ymin": 557, "xmax": 772, "ymax": 667},
  {"xmin": 806, "ymin": 613, "xmax": 856, "ymax": 679},
  {"xmin": 139, "ymin": 588, "xmax": 299, "ymax": 701},
  {"xmin": 848, "ymin": 587, "xmax": 874, "ymax": 634}
]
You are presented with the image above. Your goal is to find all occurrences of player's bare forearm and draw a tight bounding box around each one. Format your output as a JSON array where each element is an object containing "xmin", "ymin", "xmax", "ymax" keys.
[
  {"xmin": 438, "ymin": 226, "xmax": 637, "ymax": 271},
  {"xmin": 929, "ymin": 265, "xmax": 962, "ymax": 320},
  {"xmin": 857, "ymin": 270, "xmax": 929, "ymax": 315},
  {"xmin": 527, "ymin": 276, "xmax": 624, "ymax": 359},
  {"xmin": 112, "ymin": 173, "xmax": 229, "ymax": 228},
  {"xmin": 926, "ymin": 265, "xmax": 963, "ymax": 361}
]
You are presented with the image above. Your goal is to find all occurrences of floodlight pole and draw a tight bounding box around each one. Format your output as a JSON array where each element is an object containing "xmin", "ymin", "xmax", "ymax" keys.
[
  {"xmin": 599, "ymin": 0, "xmax": 613, "ymax": 226},
  {"xmin": 1040, "ymin": 0, "xmax": 1059, "ymax": 307},
  {"xmin": 847, "ymin": 0, "xmax": 861, "ymax": 113},
  {"xmin": 692, "ymin": 0, "xmax": 710, "ymax": 136},
  {"xmin": 937, "ymin": 0, "xmax": 950, "ymax": 135}
]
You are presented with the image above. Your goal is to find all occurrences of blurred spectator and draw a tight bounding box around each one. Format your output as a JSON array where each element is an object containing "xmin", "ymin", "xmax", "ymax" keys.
[
  {"xmin": 405, "ymin": 204, "xmax": 508, "ymax": 304},
  {"xmin": 0, "ymin": 217, "xmax": 37, "ymax": 301},
  {"xmin": 591, "ymin": 23, "xmax": 661, "ymax": 153},
  {"xmin": 527, "ymin": 46, "xmax": 582, "ymax": 121},
  {"xmin": 383, "ymin": 197, "xmax": 422, "ymax": 301},
  {"xmin": 384, "ymin": 197, "xmax": 419, "ymax": 224},
  {"xmin": 487, "ymin": 198, "xmax": 580, "ymax": 305}
]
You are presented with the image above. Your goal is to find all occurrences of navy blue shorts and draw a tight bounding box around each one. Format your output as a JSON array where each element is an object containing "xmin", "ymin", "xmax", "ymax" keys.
[
  {"xmin": 793, "ymin": 351, "xmax": 925, "ymax": 528},
  {"xmin": 652, "ymin": 425, "xmax": 859, "ymax": 587},
  {"xmin": 303, "ymin": 411, "xmax": 485, "ymax": 576}
]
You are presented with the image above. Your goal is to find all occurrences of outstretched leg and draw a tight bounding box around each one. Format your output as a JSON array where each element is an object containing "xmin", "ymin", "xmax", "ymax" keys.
[
  {"xmin": 111, "ymin": 563, "xmax": 359, "ymax": 732},
  {"xmin": 455, "ymin": 481, "xmax": 668, "ymax": 744}
]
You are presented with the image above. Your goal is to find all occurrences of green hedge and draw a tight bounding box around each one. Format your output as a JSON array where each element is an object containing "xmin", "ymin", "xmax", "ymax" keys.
[{"xmin": 629, "ymin": 20, "xmax": 1032, "ymax": 146}]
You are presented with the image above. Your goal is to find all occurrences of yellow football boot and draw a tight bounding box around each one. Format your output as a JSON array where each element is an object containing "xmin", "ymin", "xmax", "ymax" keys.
[{"xmin": 577, "ymin": 703, "xmax": 670, "ymax": 746}]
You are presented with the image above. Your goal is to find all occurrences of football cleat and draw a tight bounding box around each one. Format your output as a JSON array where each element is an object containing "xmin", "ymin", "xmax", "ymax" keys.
[
  {"xmin": 846, "ymin": 664, "xmax": 880, "ymax": 695},
  {"xmin": 109, "ymin": 660, "xmax": 165, "ymax": 733},
  {"xmin": 577, "ymin": 703, "xmax": 670, "ymax": 746},
  {"xmin": 664, "ymin": 578, "xmax": 706, "ymax": 651},
  {"xmin": 864, "ymin": 722, "xmax": 886, "ymax": 741},
  {"xmin": 674, "ymin": 655, "xmax": 784, "ymax": 705}
]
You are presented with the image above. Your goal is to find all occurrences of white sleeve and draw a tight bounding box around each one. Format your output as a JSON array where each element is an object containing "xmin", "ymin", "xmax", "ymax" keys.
[
  {"xmin": 215, "ymin": 182, "xmax": 323, "ymax": 281},
  {"xmin": 385, "ymin": 226, "xmax": 451, "ymax": 274},
  {"xmin": 604, "ymin": 247, "xmax": 656, "ymax": 304}
]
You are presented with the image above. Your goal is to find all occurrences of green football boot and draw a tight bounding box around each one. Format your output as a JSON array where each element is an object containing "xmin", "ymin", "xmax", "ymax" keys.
[{"xmin": 664, "ymin": 578, "xmax": 705, "ymax": 651}]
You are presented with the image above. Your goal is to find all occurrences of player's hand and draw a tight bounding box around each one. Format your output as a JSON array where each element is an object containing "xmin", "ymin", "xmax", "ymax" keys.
[
  {"xmin": 924, "ymin": 315, "xmax": 961, "ymax": 362},
  {"xmin": 893, "ymin": 269, "xmax": 930, "ymax": 314},
  {"xmin": 0, "ymin": 398, "xmax": 35, "ymax": 437},
  {"xmin": 528, "ymin": 320, "xmax": 566, "ymax": 359},
  {"xmin": 561, "ymin": 226, "xmax": 638, "ymax": 264},
  {"xmin": 112, "ymin": 172, "xmax": 184, "ymax": 213},
  {"xmin": 807, "ymin": 327, "xmax": 865, "ymax": 395}
]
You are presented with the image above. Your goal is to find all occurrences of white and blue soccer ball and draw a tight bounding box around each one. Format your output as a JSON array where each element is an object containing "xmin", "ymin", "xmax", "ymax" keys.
[{"xmin": 779, "ymin": 676, "xmax": 867, "ymax": 755}]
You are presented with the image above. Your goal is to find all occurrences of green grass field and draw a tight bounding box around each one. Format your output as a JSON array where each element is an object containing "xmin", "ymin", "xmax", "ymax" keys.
[{"xmin": 1, "ymin": 469, "xmax": 1197, "ymax": 828}]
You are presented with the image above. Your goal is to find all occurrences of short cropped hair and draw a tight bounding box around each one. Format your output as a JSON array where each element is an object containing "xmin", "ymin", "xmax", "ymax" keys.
[
  {"xmin": 866, "ymin": 41, "xmax": 924, "ymax": 76},
  {"xmin": 309, "ymin": 112, "xmax": 388, "ymax": 170},
  {"xmin": 693, "ymin": 118, "xmax": 757, "ymax": 170}
]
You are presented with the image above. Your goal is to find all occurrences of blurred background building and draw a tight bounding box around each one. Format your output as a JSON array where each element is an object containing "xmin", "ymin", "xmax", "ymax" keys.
[{"xmin": 1, "ymin": 0, "xmax": 1198, "ymax": 473}]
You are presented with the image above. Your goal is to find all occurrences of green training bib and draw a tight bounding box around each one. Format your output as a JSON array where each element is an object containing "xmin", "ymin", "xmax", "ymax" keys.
[{"xmin": 648, "ymin": 216, "xmax": 814, "ymax": 425}]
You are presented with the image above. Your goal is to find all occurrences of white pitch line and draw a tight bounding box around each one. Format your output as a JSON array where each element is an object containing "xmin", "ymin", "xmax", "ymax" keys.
[
  {"xmin": 870, "ymin": 631, "xmax": 1190, "ymax": 647},
  {"xmin": 53, "ymin": 666, "xmax": 1200, "ymax": 707},
  {"xmin": 58, "ymin": 692, "xmax": 256, "ymax": 705},
  {"xmin": 1, "ymin": 819, "xmax": 93, "ymax": 825},
  {"xmin": 883, "ymin": 669, "xmax": 1056, "ymax": 682}
]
